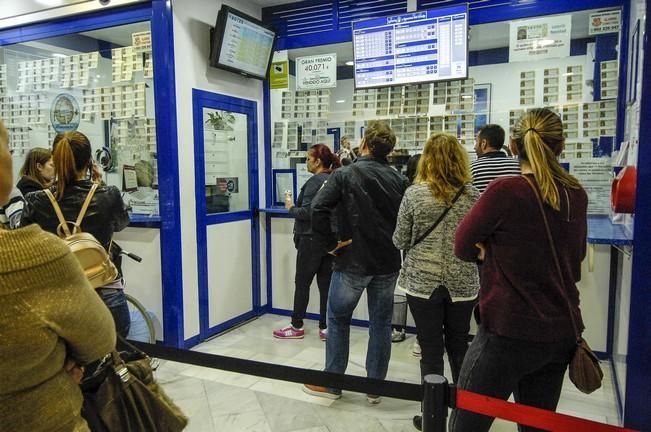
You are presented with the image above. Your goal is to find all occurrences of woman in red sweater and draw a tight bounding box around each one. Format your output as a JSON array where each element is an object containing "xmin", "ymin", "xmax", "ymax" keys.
[{"xmin": 451, "ymin": 108, "xmax": 588, "ymax": 432}]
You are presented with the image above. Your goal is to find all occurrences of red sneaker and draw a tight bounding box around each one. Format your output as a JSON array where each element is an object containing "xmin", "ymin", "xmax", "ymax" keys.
[{"xmin": 273, "ymin": 325, "xmax": 304, "ymax": 339}]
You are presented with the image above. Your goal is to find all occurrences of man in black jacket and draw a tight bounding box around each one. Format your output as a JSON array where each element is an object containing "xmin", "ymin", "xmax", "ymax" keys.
[{"xmin": 303, "ymin": 121, "xmax": 409, "ymax": 402}]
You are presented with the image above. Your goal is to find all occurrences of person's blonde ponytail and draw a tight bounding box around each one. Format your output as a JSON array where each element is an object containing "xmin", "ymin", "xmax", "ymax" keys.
[{"xmin": 513, "ymin": 109, "xmax": 582, "ymax": 210}]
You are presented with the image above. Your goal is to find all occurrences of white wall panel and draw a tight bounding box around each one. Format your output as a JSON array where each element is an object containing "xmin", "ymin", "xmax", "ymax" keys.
[
  {"xmin": 171, "ymin": 0, "xmax": 264, "ymax": 340},
  {"xmin": 207, "ymin": 221, "xmax": 253, "ymax": 328},
  {"xmin": 613, "ymin": 250, "xmax": 632, "ymax": 405},
  {"xmin": 113, "ymin": 228, "xmax": 163, "ymax": 339},
  {"xmin": 577, "ymin": 244, "xmax": 611, "ymax": 352},
  {"xmin": 270, "ymin": 218, "xmax": 416, "ymax": 327}
]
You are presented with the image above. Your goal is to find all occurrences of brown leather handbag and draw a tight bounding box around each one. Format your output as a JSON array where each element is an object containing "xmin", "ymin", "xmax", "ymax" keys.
[
  {"xmin": 523, "ymin": 176, "xmax": 603, "ymax": 394},
  {"xmin": 82, "ymin": 339, "xmax": 188, "ymax": 431}
]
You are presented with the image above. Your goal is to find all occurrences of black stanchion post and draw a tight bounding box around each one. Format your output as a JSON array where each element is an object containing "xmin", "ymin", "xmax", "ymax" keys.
[{"xmin": 422, "ymin": 374, "xmax": 448, "ymax": 432}]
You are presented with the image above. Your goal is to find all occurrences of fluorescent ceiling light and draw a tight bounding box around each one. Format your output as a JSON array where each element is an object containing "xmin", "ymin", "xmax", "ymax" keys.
[
  {"xmin": 345, "ymin": 61, "xmax": 354, "ymax": 66},
  {"xmin": 462, "ymin": 95, "xmax": 473, "ymax": 99},
  {"xmin": 52, "ymin": 53, "xmax": 67, "ymax": 58},
  {"xmin": 336, "ymin": 99, "xmax": 346, "ymax": 103}
]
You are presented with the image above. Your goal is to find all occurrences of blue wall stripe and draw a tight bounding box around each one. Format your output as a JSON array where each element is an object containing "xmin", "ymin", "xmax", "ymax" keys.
[
  {"xmin": 0, "ymin": 3, "xmax": 152, "ymax": 44},
  {"xmin": 263, "ymin": 0, "xmax": 624, "ymax": 50},
  {"xmin": 151, "ymin": 0, "xmax": 184, "ymax": 348},
  {"xmin": 624, "ymin": 2, "xmax": 651, "ymax": 428}
]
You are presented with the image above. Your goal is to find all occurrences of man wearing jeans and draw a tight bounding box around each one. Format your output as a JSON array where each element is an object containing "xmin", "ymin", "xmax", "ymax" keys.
[{"xmin": 304, "ymin": 121, "xmax": 409, "ymax": 403}]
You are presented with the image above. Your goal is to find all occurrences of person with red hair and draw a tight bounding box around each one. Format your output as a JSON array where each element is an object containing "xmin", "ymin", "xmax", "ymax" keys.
[{"xmin": 273, "ymin": 144, "xmax": 341, "ymax": 341}]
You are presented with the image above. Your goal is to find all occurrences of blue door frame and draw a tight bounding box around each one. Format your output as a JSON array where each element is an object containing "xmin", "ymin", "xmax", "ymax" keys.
[
  {"xmin": 0, "ymin": 0, "xmax": 184, "ymax": 348},
  {"xmin": 192, "ymin": 89, "xmax": 261, "ymax": 342}
]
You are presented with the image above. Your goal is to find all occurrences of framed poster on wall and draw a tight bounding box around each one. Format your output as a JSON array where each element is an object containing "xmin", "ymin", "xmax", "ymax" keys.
[{"xmin": 474, "ymin": 83, "xmax": 492, "ymax": 134}]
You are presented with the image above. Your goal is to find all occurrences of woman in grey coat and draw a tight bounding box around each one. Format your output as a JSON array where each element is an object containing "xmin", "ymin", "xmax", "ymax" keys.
[{"xmin": 393, "ymin": 133, "xmax": 480, "ymax": 430}]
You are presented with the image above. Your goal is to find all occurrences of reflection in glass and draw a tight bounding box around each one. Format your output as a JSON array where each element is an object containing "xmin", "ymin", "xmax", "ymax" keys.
[{"xmin": 203, "ymin": 108, "xmax": 249, "ymax": 214}]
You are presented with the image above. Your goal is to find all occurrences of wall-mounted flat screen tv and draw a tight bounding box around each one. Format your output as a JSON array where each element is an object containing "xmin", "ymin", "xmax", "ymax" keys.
[
  {"xmin": 210, "ymin": 5, "xmax": 276, "ymax": 80},
  {"xmin": 352, "ymin": 4, "xmax": 468, "ymax": 89}
]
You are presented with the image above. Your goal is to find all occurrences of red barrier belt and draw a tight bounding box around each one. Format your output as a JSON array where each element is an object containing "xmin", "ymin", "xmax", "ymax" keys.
[{"xmin": 456, "ymin": 389, "xmax": 638, "ymax": 432}]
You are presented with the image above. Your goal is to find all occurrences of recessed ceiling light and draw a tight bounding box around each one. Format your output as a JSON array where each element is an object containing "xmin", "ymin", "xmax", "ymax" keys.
[
  {"xmin": 51, "ymin": 53, "xmax": 66, "ymax": 58},
  {"xmin": 345, "ymin": 61, "xmax": 354, "ymax": 66},
  {"xmin": 336, "ymin": 99, "xmax": 346, "ymax": 103}
]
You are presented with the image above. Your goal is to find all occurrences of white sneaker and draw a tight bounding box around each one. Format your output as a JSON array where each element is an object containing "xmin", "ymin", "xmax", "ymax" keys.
[{"xmin": 391, "ymin": 329, "xmax": 406, "ymax": 342}]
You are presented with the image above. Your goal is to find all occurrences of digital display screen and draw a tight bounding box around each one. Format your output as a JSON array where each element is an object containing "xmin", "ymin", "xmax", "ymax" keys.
[
  {"xmin": 352, "ymin": 5, "xmax": 468, "ymax": 89},
  {"xmin": 215, "ymin": 10, "xmax": 275, "ymax": 79}
]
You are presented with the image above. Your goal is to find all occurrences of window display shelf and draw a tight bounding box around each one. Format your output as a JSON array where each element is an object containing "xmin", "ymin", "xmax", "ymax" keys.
[{"xmin": 587, "ymin": 215, "xmax": 633, "ymax": 246}]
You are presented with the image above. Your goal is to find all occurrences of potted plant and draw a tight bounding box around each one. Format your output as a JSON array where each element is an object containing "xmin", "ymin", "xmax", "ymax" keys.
[{"xmin": 205, "ymin": 110, "xmax": 235, "ymax": 131}]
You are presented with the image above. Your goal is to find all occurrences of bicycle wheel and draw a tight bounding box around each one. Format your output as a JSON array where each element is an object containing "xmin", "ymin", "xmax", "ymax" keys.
[{"xmin": 125, "ymin": 293, "xmax": 156, "ymax": 343}]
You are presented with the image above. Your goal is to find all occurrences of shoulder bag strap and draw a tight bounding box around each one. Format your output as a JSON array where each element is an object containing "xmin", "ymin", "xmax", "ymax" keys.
[
  {"xmin": 412, "ymin": 185, "xmax": 465, "ymax": 248},
  {"xmin": 522, "ymin": 175, "xmax": 580, "ymax": 338},
  {"xmin": 44, "ymin": 189, "xmax": 73, "ymax": 237},
  {"xmin": 75, "ymin": 183, "xmax": 99, "ymax": 227}
]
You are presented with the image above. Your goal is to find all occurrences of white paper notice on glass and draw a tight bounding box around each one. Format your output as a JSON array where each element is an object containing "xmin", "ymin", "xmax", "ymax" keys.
[
  {"xmin": 296, "ymin": 53, "xmax": 337, "ymax": 90},
  {"xmin": 123, "ymin": 164, "xmax": 138, "ymax": 192},
  {"xmin": 568, "ymin": 158, "xmax": 612, "ymax": 214},
  {"xmin": 132, "ymin": 31, "xmax": 152, "ymax": 53},
  {"xmin": 509, "ymin": 15, "xmax": 571, "ymax": 62},
  {"xmin": 589, "ymin": 10, "xmax": 621, "ymax": 35}
]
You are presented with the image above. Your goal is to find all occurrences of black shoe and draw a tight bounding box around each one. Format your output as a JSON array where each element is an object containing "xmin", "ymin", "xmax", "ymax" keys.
[{"xmin": 413, "ymin": 415, "xmax": 422, "ymax": 431}]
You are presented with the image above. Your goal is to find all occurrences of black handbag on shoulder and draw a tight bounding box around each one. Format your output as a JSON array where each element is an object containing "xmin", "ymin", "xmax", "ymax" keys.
[{"xmin": 81, "ymin": 338, "xmax": 188, "ymax": 432}]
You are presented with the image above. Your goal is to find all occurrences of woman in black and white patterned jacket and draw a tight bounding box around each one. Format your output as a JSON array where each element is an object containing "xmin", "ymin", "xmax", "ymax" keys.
[{"xmin": 392, "ymin": 133, "xmax": 480, "ymax": 430}]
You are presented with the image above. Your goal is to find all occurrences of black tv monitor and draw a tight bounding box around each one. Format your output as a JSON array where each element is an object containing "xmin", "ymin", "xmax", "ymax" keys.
[
  {"xmin": 210, "ymin": 5, "xmax": 276, "ymax": 80},
  {"xmin": 352, "ymin": 4, "xmax": 469, "ymax": 89}
]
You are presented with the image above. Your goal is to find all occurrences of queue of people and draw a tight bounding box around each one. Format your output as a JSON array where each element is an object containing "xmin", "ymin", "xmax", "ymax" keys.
[
  {"xmin": 0, "ymin": 122, "xmax": 135, "ymax": 431},
  {"xmin": 0, "ymin": 108, "xmax": 588, "ymax": 431},
  {"xmin": 277, "ymin": 111, "xmax": 588, "ymax": 432}
]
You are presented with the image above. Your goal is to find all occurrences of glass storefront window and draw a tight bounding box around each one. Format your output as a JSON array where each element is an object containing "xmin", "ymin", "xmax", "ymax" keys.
[
  {"xmin": 202, "ymin": 108, "xmax": 250, "ymax": 214},
  {"xmin": 269, "ymin": 7, "xmax": 622, "ymax": 214},
  {"xmin": 0, "ymin": 21, "xmax": 159, "ymax": 216}
]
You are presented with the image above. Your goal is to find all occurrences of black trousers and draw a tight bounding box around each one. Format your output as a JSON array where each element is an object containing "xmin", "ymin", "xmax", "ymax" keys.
[
  {"xmin": 407, "ymin": 286, "xmax": 475, "ymax": 383},
  {"xmin": 291, "ymin": 235, "xmax": 333, "ymax": 329},
  {"xmin": 449, "ymin": 326, "xmax": 576, "ymax": 432}
]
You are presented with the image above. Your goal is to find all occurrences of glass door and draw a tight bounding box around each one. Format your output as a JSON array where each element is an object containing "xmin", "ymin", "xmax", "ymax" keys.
[{"xmin": 193, "ymin": 89, "xmax": 259, "ymax": 341}]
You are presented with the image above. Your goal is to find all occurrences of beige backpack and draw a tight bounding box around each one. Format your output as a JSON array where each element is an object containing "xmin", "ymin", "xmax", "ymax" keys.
[{"xmin": 45, "ymin": 183, "xmax": 118, "ymax": 288}]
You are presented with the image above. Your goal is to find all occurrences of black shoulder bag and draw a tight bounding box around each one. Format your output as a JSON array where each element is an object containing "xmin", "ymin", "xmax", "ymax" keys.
[{"xmin": 411, "ymin": 185, "xmax": 465, "ymax": 248}]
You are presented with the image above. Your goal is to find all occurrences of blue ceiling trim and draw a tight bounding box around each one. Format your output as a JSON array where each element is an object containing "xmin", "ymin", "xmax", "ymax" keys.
[{"xmin": 263, "ymin": 0, "xmax": 625, "ymax": 49}]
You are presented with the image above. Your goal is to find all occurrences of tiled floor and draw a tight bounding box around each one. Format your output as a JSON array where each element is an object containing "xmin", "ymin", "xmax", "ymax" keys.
[{"xmin": 157, "ymin": 314, "xmax": 621, "ymax": 432}]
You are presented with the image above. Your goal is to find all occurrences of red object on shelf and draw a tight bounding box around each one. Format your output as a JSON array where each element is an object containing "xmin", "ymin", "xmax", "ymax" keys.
[{"xmin": 611, "ymin": 165, "xmax": 637, "ymax": 213}]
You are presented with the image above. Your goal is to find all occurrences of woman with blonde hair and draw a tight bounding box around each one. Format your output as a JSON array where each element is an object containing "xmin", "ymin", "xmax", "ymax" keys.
[
  {"xmin": 22, "ymin": 131, "xmax": 131, "ymax": 337},
  {"xmin": 0, "ymin": 121, "xmax": 116, "ymax": 432},
  {"xmin": 452, "ymin": 108, "xmax": 587, "ymax": 432},
  {"xmin": 393, "ymin": 133, "xmax": 480, "ymax": 430},
  {"xmin": 17, "ymin": 147, "xmax": 54, "ymax": 196}
]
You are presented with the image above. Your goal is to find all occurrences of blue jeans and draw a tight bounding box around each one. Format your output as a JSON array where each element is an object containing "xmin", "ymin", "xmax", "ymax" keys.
[
  {"xmin": 325, "ymin": 271, "xmax": 398, "ymax": 381},
  {"xmin": 96, "ymin": 288, "xmax": 131, "ymax": 338}
]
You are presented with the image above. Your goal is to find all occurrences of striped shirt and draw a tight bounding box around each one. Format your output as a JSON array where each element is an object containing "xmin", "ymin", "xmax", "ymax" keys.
[
  {"xmin": 470, "ymin": 151, "xmax": 521, "ymax": 193},
  {"xmin": 0, "ymin": 187, "xmax": 25, "ymax": 229}
]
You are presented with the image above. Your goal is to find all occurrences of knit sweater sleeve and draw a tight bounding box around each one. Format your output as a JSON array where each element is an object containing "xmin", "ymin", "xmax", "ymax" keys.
[
  {"xmin": 40, "ymin": 253, "xmax": 117, "ymax": 365},
  {"xmin": 454, "ymin": 180, "xmax": 506, "ymax": 261},
  {"xmin": 392, "ymin": 188, "xmax": 413, "ymax": 250}
]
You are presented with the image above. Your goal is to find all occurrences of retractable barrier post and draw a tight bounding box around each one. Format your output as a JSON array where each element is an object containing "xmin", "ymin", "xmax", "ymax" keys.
[{"xmin": 422, "ymin": 374, "xmax": 448, "ymax": 432}]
